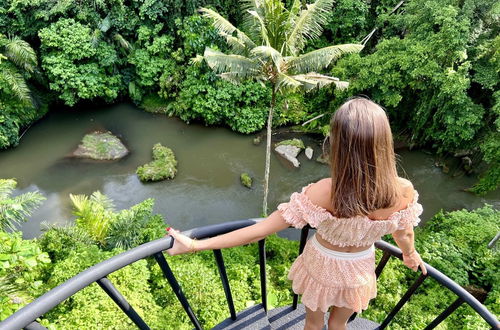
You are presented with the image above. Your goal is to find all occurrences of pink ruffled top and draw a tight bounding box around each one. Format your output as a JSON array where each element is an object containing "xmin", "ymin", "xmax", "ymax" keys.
[{"xmin": 278, "ymin": 184, "xmax": 423, "ymax": 247}]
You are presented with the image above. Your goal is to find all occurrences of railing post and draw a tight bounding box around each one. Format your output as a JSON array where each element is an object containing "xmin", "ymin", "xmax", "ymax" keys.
[
  {"xmin": 153, "ymin": 253, "xmax": 203, "ymax": 330},
  {"xmin": 375, "ymin": 250, "xmax": 391, "ymax": 279},
  {"xmin": 293, "ymin": 226, "xmax": 310, "ymax": 310},
  {"xmin": 258, "ymin": 239, "xmax": 267, "ymax": 312},
  {"xmin": 213, "ymin": 249, "xmax": 237, "ymax": 320},
  {"xmin": 96, "ymin": 277, "xmax": 150, "ymax": 330},
  {"xmin": 423, "ymin": 297, "xmax": 464, "ymax": 330},
  {"xmin": 379, "ymin": 273, "xmax": 427, "ymax": 329}
]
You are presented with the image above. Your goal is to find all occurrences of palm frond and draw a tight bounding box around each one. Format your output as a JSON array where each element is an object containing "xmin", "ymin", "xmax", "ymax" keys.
[
  {"xmin": 285, "ymin": 0, "xmax": 302, "ymax": 27},
  {"xmin": 98, "ymin": 15, "xmax": 111, "ymax": 33},
  {"xmin": 293, "ymin": 73, "xmax": 349, "ymax": 92},
  {"xmin": 276, "ymin": 72, "xmax": 301, "ymax": 91},
  {"xmin": 288, "ymin": 44, "xmax": 363, "ymax": 73},
  {"xmin": 114, "ymin": 33, "xmax": 132, "ymax": 51},
  {"xmin": 90, "ymin": 29, "xmax": 101, "ymax": 48},
  {"xmin": 0, "ymin": 179, "xmax": 16, "ymax": 199},
  {"xmin": 204, "ymin": 47, "xmax": 260, "ymax": 78},
  {"xmin": 219, "ymin": 31, "xmax": 248, "ymax": 55},
  {"xmin": 241, "ymin": 0, "xmax": 266, "ymax": 41},
  {"xmin": 251, "ymin": 46, "xmax": 283, "ymax": 71},
  {"xmin": 4, "ymin": 36, "xmax": 37, "ymax": 73},
  {"xmin": 90, "ymin": 191, "xmax": 115, "ymax": 211},
  {"xmin": 287, "ymin": 0, "xmax": 334, "ymax": 54},
  {"xmin": 2, "ymin": 67, "xmax": 32, "ymax": 105},
  {"xmin": 199, "ymin": 8, "xmax": 256, "ymax": 49},
  {"xmin": 247, "ymin": 10, "xmax": 270, "ymax": 46},
  {"xmin": 0, "ymin": 188, "xmax": 45, "ymax": 232}
]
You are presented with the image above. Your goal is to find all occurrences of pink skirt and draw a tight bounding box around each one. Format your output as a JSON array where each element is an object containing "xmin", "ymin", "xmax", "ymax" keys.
[{"xmin": 288, "ymin": 235, "xmax": 377, "ymax": 313}]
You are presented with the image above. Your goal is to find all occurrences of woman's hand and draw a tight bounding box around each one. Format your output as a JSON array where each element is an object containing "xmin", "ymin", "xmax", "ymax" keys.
[
  {"xmin": 165, "ymin": 228, "xmax": 196, "ymax": 256},
  {"xmin": 402, "ymin": 250, "xmax": 427, "ymax": 275}
]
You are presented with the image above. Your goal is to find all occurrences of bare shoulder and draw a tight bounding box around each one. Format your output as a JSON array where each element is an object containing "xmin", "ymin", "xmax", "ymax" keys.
[
  {"xmin": 304, "ymin": 178, "xmax": 332, "ymax": 211},
  {"xmin": 397, "ymin": 177, "xmax": 416, "ymax": 206}
]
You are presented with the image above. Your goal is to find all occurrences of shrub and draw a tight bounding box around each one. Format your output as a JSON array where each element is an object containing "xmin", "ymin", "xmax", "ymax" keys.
[{"xmin": 136, "ymin": 144, "xmax": 177, "ymax": 182}]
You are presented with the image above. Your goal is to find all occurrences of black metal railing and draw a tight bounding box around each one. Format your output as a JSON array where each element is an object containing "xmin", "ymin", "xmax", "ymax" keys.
[{"xmin": 2, "ymin": 220, "xmax": 499, "ymax": 330}]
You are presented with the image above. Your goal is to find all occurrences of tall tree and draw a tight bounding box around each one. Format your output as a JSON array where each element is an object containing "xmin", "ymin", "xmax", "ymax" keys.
[{"xmin": 198, "ymin": 0, "xmax": 363, "ymax": 215}]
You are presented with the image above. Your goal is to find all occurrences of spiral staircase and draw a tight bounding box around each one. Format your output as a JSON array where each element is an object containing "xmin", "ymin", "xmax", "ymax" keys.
[{"xmin": 2, "ymin": 219, "xmax": 498, "ymax": 330}]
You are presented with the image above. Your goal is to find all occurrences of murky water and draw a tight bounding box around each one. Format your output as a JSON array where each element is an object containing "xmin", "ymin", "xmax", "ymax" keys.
[{"xmin": 0, "ymin": 103, "xmax": 497, "ymax": 239}]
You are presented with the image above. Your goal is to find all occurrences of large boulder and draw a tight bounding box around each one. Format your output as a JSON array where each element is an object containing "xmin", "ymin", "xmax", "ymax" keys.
[
  {"xmin": 73, "ymin": 131, "xmax": 128, "ymax": 160},
  {"xmin": 275, "ymin": 138, "xmax": 305, "ymax": 168}
]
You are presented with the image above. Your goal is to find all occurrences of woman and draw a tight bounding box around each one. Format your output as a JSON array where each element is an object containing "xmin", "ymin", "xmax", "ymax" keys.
[{"xmin": 167, "ymin": 97, "xmax": 427, "ymax": 330}]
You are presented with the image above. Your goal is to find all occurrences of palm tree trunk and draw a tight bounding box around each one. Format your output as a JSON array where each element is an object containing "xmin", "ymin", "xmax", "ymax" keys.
[{"xmin": 262, "ymin": 86, "xmax": 277, "ymax": 217}]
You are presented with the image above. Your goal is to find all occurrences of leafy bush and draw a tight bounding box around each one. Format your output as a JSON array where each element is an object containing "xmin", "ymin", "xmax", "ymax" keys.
[
  {"xmin": 365, "ymin": 206, "xmax": 499, "ymax": 329},
  {"xmin": 44, "ymin": 246, "xmax": 168, "ymax": 329},
  {"xmin": 136, "ymin": 144, "xmax": 177, "ymax": 182},
  {"xmin": 38, "ymin": 18, "xmax": 123, "ymax": 106},
  {"xmin": 172, "ymin": 65, "xmax": 270, "ymax": 134},
  {"xmin": 69, "ymin": 192, "xmax": 165, "ymax": 249},
  {"xmin": 0, "ymin": 231, "xmax": 50, "ymax": 320}
]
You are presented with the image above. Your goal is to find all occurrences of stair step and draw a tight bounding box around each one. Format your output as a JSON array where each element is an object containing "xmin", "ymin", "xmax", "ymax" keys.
[
  {"xmin": 212, "ymin": 304, "xmax": 270, "ymax": 330},
  {"xmin": 213, "ymin": 304, "xmax": 380, "ymax": 329},
  {"xmin": 268, "ymin": 304, "xmax": 380, "ymax": 329}
]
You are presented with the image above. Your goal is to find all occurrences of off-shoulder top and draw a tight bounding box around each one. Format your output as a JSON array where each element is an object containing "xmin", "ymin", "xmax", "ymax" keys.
[{"xmin": 277, "ymin": 184, "xmax": 423, "ymax": 247}]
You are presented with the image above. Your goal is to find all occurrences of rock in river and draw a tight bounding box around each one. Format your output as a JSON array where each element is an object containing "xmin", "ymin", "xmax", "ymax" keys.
[{"xmin": 73, "ymin": 131, "xmax": 128, "ymax": 160}]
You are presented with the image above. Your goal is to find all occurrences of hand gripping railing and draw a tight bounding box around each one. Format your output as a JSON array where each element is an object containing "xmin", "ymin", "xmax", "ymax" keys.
[{"xmin": 2, "ymin": 220, "xmax": 499, "ymax": 330}]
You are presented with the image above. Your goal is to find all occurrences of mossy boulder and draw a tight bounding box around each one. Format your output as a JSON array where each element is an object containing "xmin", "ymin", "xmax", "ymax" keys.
[
  {"xmin": 240, "ymin": 173, "xmax": 252, "ymax": 189},
  {"xmin": 137, "ymin": 144, "xmax": 177, "ymax": 182},
  {"xmin": 275, "ymin": 138, "xmax": 305, "ymax": 149},
  {"xmin": 73, "ymin": 131, "xmax": 128, "ymax": 160}
]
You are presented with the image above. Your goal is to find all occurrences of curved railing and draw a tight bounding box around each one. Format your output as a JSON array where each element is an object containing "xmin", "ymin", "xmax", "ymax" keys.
[{"xmin": 2, "ymin": 220, "xmax": 499, "ymax": 330}]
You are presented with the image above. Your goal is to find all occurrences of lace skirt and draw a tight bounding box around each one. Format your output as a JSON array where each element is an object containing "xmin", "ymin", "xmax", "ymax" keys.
[{"xmin": 288, "ymin": 235, "xmax": 377, "ymax": 313}]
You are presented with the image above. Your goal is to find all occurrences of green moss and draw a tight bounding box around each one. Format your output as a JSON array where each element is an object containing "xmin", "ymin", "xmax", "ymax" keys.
[
  {"xmin": 140, "ymin": 94, "xmax": 170, "ymax": 114},
  {"xmin": 240, "ymin": 173, "xmax": 252, "ymax": 188},
  {"xmin": 74, "ymin": 132, "xmax": 128, "ymax": 160},
  {"xmin": 276, "ymin": 138, "xmax": 305, "ymax": 149},
  {"xmin": 136, "ymin": 144, "xmax": 177, "ymax": 182}
]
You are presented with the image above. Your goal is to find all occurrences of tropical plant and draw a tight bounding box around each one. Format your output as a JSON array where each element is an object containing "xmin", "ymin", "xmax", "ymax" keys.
[
  {"xmin": 0, "ymin": 179, "xmax": 45, "ymax": 232},
  {"xmin": 0, "ymin": 34, "xmax": 37, "ymax": 105},
  {"xmin": 69, "ymin": 191, "xmax": 115, "ymax": 245},
  {"xmin": 198, "ymin": 0, "xmax": 363, "ymax": 215}
]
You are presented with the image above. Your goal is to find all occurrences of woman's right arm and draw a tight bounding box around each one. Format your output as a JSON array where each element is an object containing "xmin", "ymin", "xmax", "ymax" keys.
[
  {"xmin": 392, "ymin": 226, "xmax": 427, "ymax": 275},
  {"xmin": 166, "ymin": 210, "xmax": 290, "ymax": 255}
]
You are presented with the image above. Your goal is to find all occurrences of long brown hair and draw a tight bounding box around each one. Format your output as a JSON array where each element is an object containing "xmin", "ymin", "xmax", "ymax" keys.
[{"xmin": 329, "ymin": 97, "xmax": 399, "ymax": 218}]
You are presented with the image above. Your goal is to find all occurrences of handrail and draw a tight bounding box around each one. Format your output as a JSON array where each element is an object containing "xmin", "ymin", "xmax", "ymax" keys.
[
  {"xmin": 2, "ymin": 218, "xmax": 499, "ymax": 330},
  {"xmin": 1, "ymin": 219, "xmax": 261, "ymax": 330},
  {"xmin": 374, "ymin": 240, "xmax": 499, "ymax": 328}
]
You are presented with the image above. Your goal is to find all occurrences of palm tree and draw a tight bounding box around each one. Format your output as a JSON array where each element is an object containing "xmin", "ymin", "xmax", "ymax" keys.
[
  {"xmin": 0, "ymin": 179, "xmax": 45, "ymax": 232},
  {"xmin": 0, "ymin": 35, "xmax": 38, "ymax": 105},
  {"xmin": 198, "ymin": 0, "xmax": 363, "ymax": 215}
]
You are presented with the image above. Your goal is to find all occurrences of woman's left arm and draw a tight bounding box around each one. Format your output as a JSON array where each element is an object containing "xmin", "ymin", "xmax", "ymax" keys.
[{"xmin": 167, "ymin": 210, "xmax": 289, "ymax": 255}]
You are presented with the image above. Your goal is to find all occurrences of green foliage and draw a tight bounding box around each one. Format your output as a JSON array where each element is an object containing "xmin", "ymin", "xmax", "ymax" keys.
[
  {"xmin": 172, "ymin": 65, "xmax": 270, "ymax": 133},
  {"xmin": 38, "ymin": 18, "xmax": 123, "ymax": 106},
  {"xmin": 328, "ymin": 0, "xmax": 499, "ymax": 193},
  {"xmin": 0, "ymin": 231, "xmax": 50, "ymax": 320},
  {"xmin": 70, "ymin": 192, "xmax": 165, "ymax": 249},
  {"xmin": 74, "ymin": 131, "xmax": 128, "ymax": 160},
  {"xmin": 128, "ymin": 24, "xmax": 177, "ymax": 102},
  {"xmin": 365, "ymin": 206, "xmax": 499, "ymax": 328},
  {"xmin": 0, "ymin": 179, "xmax": 45, "ymax": 231},
  {"xmin": 136, "ymin": 144, "xmax": 177, "ymax": 182},
  {"xmin": 44, "ymin": 246, "xmax": 167, "ymax": 329}
]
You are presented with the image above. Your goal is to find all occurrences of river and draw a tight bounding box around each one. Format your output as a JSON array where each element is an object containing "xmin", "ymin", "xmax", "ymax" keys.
[{"xmin": 0, "ymin": 103, "xmax": 498, "ymax": 239}]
